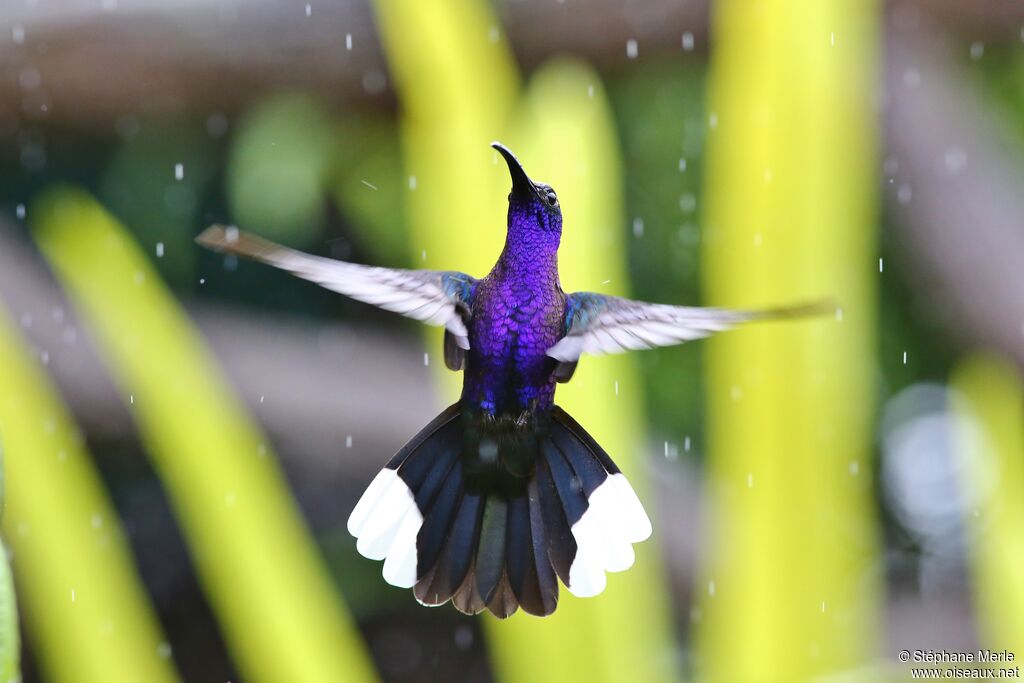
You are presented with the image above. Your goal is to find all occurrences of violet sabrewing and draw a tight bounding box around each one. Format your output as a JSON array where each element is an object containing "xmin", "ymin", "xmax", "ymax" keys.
[{"xmin": 196, "ymin": 142, "xmax": 825, "ymax": 617}]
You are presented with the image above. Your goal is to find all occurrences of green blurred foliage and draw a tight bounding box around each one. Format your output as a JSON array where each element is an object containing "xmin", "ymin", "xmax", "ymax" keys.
[
  {"xmin": 608, "ymin": 59, "xmax": 709, "ymax": 456},
  {"xmin": 227, "ymin": 94, "xmax": 335, "ymax": 246},
  {"xmin": 100, "ymin": 119, "xmax": 219, "ymax": 288},
  {"xmin": 330, "ymin": 114, "xmax": 408, "ymax": 267}
]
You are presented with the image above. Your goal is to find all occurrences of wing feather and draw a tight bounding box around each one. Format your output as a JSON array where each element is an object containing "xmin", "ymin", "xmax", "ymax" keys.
[
  {"xmin": 548, "ymin": 292, "xmax": 831, "ymax": 362},
  {"xmin": 197, "ymin": 225, "xmax": 476, "ymax": 349}
]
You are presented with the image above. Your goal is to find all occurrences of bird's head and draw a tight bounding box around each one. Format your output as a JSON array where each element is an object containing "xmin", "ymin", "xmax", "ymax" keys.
[{"xmin": 492, "ymin": 142, "xmax": 562, "ymax": 238}]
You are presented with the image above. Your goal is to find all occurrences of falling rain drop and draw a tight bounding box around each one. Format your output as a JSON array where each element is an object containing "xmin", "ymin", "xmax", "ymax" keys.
[
  {"xmin": 849, "ymin": 460, "xmax": 859, "ymax": 476},
  {"xmin": 174, "ymin": 163, "xmax": 184, "ymax": 181},
  {"xmin": 346, "ymin": 435, "xmax": 353, "ymax": 448},
  {"xmin": 747, "ymin": 473, "xmax": 754, "ymax": 488},
  {"xmin": 632, "ymin": 217, "xmax": 644, "ymax": 238},
  {"xmin": 902, "ymin": 351, "xmax": 907, "ymax": 365},
  {"xmin": 423, "ymin": 353, "xmax": 429, "ymax": 367},
  {"xmin": 684, "ymin": 436, "xmax": 691, "ymax": 452},
  {"xmin": 969, "ymin": 41, "xmax": 984, "ymax": 60},
  {"xmin": 15, "ymin": 204, "xmax": 25, "ymax": 219},
  {"xmin": 614, "ymin": 380, "xmax": 619, "ymax": 396},
  {"xmin": 626, "ymin": 39, "xmax": 638, "ymax": 59},
  {"xmin": 156, "ymin": 242, "xmax": 164, "ymax": 258},
  {"xmin": 708, "ymin": 580, "xmax": 716, "ymax": 597},
  {"xmin": 681, "ymin": 32, "xmax": 694, "ymax": 51},
  {"xmin": 897, "ymin": 184, "xmax": 912, "ymax": 205},
  {"xmin": 305, "ymin": 3, "xmax": 311, "ymax": 16},
  {"xmin": 408, "ymin": 175, "xmax": 417, "ymax": 190},
  {"xmin": 878, "ymin": 258, "xmax": 884, "ymax": 273},
  {"xmin": 346, "ymin": 33, "xmax": 353, "ymax": 51},
  {"xmin": 12, "ymin": 25, "xmax": 24, "ymax": 44}
]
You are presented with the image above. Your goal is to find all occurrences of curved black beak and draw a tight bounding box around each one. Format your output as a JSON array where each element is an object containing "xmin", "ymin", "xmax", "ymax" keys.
[{"xmin": 492, "ymin": 142, "xmax": 535, "ymax": 198}]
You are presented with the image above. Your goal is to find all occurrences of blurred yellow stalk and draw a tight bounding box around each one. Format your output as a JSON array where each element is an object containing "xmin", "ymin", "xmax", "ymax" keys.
[
  {"xmin": 0, "ymin": 305, "xmax": 177, "ymax": 683},
  {"xmin": 373, "ymin": 2, "xmax": 676, "ymax": 682},
  {"xmin": 952, "ymin": 354, "xmax": 1024, "ymax": 657},
  {"xmin": 699, "ymin": 1, "xmax": 881, "ymax": 681},
  {"xmin": 33, "ymin": 188, "xmax": 377, "ymax": 683}
]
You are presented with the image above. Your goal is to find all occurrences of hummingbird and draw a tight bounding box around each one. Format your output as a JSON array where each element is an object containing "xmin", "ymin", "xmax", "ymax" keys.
[{"xmin": 196, "ymin": 142, "xmax": 823, "ymax": 618}]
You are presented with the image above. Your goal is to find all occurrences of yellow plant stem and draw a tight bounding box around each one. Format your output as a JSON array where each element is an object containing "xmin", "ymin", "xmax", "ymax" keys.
[
  {"xmin": 699, "ymin": 0, "xmax": 881, "ymax": 681},
  {"xmin": 952, "ymin": 354, "xmax": 1024, "ymax": 657},
  {"xmin": 33, "ymin": 188, "xmax": 377, "ymax": 683},
  {"xmin": 0, "ymin": 303, "xmax": 177, "ymax": 683}
]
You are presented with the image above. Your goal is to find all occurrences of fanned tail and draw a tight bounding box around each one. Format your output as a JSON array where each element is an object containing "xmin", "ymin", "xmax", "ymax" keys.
[{"xmin": 347, "ymin": 403, "xmax": 651, "ymax": 618}]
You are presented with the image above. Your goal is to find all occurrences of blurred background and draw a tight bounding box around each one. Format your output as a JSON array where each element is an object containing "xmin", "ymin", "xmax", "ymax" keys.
[{"xmin": 1, "ymin": 0, "xmax": 1023, "ymax": 681}]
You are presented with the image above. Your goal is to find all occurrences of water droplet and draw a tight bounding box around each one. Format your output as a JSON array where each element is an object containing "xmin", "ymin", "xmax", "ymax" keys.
[
  {"xmin": 129, "ymin": 394, "xmax": 134, "ymax": 404},
  {"xmin": 943, "ymin": 146, "xmax": 966, "ymax": 174},
  {"xmin": 423, "ymin": 353, "xmax": 430, "ymax": 367},
  {"xmin": 679, "ymin": 193, "xmax": 697, "ymax": 213},
  {"xmin": 345, "ymin": 435, "xmax": 353, "ymax": 448},
  {"xmin": 684, "ymin": 436, "xmax": 691, "ymax": 452},
  {"xmin": 626, "ymin": 39, "xmax": 638, "ymax": 59},
  {"xmin": 587, "ymin": 84, "xmax": 594, "ymax": 98},
  {"xmin": 663, "ymin": 441, "xmax": 678, "ymax": 462},
  {"xmin": 821, "ymin": 600, "xmax": 827, "ymax": 613},
  {"xmin": 708, "ymin": 580, "xmax": 716, "ymax": 597},
  {"xmin": 632, "ymin": 217, "xmax": 644, "ymax": 238},
  {"xmin": 305, "ymin": 3, "xmax": 311, "ymax": 16},
  {"xmin": 157, "ymin": 642, "xmax": 172, "ymax": 659},
  {"xmin": 849, "ymin": 460, "xmax": 859, "ymax": 476},
  {"xmin": 156, "ymin": 242, "xmax": 164, "ymax": 258},
  {"xmin": 360, "ymin": 179, "xmax": 378, "ymax": 190},
  {"xmin": 12, "ymin": 25, "xmax": 25, "ymax": 44},
  {"xmin": 679, "ymin": 157, "xmax": 687, "ymax": 172},
  {"xmin": 614, "ymin": 380, "xmax": 619, "ymax": 396},
  {"xmin": 730, "ymin": 385, "xmax": 742, "ymax": 401},
  {"xmin": 903, "ymin": 68, "xmax": 921, "ymax": 88},
  {"xmin": 408, "ymin": 175, "xmax": 417, "ymax": 190},
  {"xmin": 747, "ymin": 473, "xmax": 754, "ymax": 488},
  {"xmin": 969, "ymin": 41, "xmax": 984, "ymax": 60},
  {"xmin": 878, "ymin": 258, "xmax": 884, "ymax": 273},
  {"xmin": 830, "ymin": 31, "xmax": 835, "ymax": 46},
  {"xmin": 902, "ymin": 350, "xmax": 907, "ymax": 365},
  {"xmin": 681, "ymin": 32, "xmax": 694, "ymax": 51},
  {"xmin": 206, "ymin": 112, "xmax": 229, "ymax": 138},
  {"xmin": 897, "ymin": 184, "xmax": 912, "ymax": 205},
  {"xmin": 71, "ymin": 589, "xmax": 75, "ymax": 602},
  {"xmin": 15, "ymin": 203, "xmax": 25, "ymax": 219},
  {"xmin": 174, "ymin": 163, "xmax": 184, "ymax": 181},
  {"xmin": 835, "ymin": 307, "xmax": 844, "ymax": 322},
  {"xmin": 709, "ymin": 112, "xmax": 719, "ymax": 129},
  {"xmin": 487, "ymin": 26, "xmax": 500, "ymax": 43},
  {"xmin": 454, "ymin": 625, "xmax": 473, "ymax": 650},
  {"xmin": 345, "ymin": 33, "xmax": 353, "ymax": 51},
  {"xmin": 91, "ymin": 514, "xmax": 103, "ymax": 529}
]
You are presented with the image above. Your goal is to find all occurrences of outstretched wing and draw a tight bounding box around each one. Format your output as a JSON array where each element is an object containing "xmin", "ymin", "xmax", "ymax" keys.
[
  {"xmin": 196, "ymin": 225, "xmax": 477, "ymax": 351},
  {"xmin": 548, "ymin": 292, "xmax": 830, "ymax": 363}
]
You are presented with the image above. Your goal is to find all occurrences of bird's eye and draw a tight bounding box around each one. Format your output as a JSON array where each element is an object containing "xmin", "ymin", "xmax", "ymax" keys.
[{"xmin": 546, "ymin": 192, "xmax": 558, "ymax": 206}]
